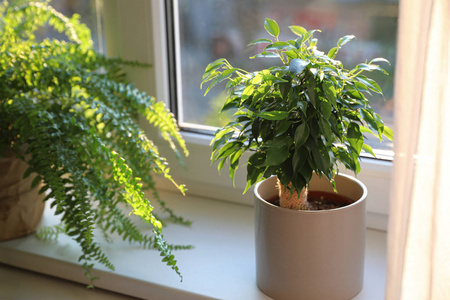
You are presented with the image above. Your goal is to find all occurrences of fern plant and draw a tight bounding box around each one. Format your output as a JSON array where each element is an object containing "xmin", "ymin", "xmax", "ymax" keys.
[{"xmin": 0, "ymin": 1, "xmax": 190, "ymax": 281}]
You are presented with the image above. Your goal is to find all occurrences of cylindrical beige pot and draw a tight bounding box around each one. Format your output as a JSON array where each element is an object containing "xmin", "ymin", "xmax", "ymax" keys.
[
  {"xmin": 0, "ymin": 154, "xmax": 45, "ymax": 241},
  {"xmin": 254, "ymin": 174, "xmax": 367, "ymax": 300}
]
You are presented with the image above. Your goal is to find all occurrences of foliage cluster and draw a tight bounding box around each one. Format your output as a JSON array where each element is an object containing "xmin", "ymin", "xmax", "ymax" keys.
[
  {"xmin": 202, "ymin": 19, "xmax": 392, "ymax": 196},
  {"xmin": 0, "ymin": 1, "xmax": 189, "ymax": 281}
]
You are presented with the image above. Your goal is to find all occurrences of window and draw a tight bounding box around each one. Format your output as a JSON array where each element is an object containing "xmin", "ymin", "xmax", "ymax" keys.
[{"xmin": 167, "ymin": 0, "xmax": 397, "ymax": 155}]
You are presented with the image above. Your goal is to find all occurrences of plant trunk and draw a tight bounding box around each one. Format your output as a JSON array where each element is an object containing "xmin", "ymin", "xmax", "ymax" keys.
[{"xmin": 277, "ymin": 179, "xmax": 308, "ymax": 210}]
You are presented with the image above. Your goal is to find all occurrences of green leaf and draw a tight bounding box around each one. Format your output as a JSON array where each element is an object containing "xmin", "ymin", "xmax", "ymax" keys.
[
  {"xmin": 362, "ymin": 143, "xmax": 376, "ymax": 157},
  {"xmin": 203, "ymin": 58, "xmax": 227, "ymax": 77},
  {"xmin": 327, "ymin": 47, "xmax": 338, "ymax": 59},
  {"xmin": 289, "ymin": 25, "xmax": 307, "ymax": 37},
  {"xmin": 287, "ymin": 39, "xmax": 300, "ymax": 49},
  {"xmin": 248, "ymin": 38, "xmax": 273, "ymax": 46},
  {"xmin": 292, "ymin": 146, "xmax": 309, "ymax": 174},
  {"xmin": 263, "ymin": 74, "xmax": 288, "ymax": 84},
  {"xmin": 299, "ymin": 161, "xmax": 313, "ymax": 184},
  {"xmin": 347, "ymin": 122, "xmax": 364, "ymax": 154},
  {"xmin": 214, "ymin": 141, "xmax": 242, "ymax": 161},
  {"xmin": 257, "ymin": 111, "xmax": 289, "ymax": 120},
  {"xmin": 354, "ymin": 81, "xmax": 369, "ymax": 92},
  {"xmin": 250, "ymin": 51, "xmax": 280, "ymax": 59},
  {"xmin": 307, "ymin": 77, "xmax": 318, "ymax": 107},
  {"xmin": 264, "ymin": 18, "xmax": 280, "ymax": 38},
  {"xmin": 355, "ymin": 63, "xmax": 388, "ymax": 75},
  {"xmin": 359, "ymin": 109, "xmax": 379, "ymax": 133},
  {"xmin": 211, "ymin": 128, "xmax": 234, "ymax": 148},
  {"xmin": 346, "ymin": 88, "xmax": 365, "ymax": 100},
  {"xmin": 370, "ymin": 57, "xmax": 390, "ymax": 65},
  {"xmin": 251, "ymin": 118, "xmax": 262, "ymax": 137},
  {"xmin": 292, "ymin": 173, "xmax": 307, "ymax": 192},
  {"xmin": 337, "ymin": 35, "xmax": 355, "ymax": 47},
  {"xmin": 289, "ymin": 59, "xmax": 309, "ymax": 75},
  {"xmin": 373, "ymin": 113, "xmax": 385, "ymax": 140},
  {"xmin": 297, "ymin": 100, "xmax": 308, "ymax": 115},
  {"xmin": 322, "ymin": 82, "xmax": 337, "ymax": 107},
  {"xmin": 294, "ymin": 123, "xmax": 310, "ymax": 149},
  {"xmin": 337, "ymin": 147, "xmax": 359, "ymax": 173},
  {"xmin": 248, "ymin": 152, "xmax": 265, "ymax": 168},
  {"xmin": 241, "ymin": 85, "xmax": 255, "ymax": 101},
  {"xmin": 252, "ymin": 70, "xmax": 269, "ymax": 84},
  {"xmin": 265, "ymin": 41, "xmax": 290, "ymax": 51},
  {"xmin": 229, "ymin": 149, "xmax": 244, "ymax": 185},
  {"xmin": 356, "ymin": 76, "xmax": 383, "ymax": 95},
  {"xmin": 302, "ymin": 29, "xmax": 321, "ymax": 44},
  {"xmin": 221, "ymin": 98, "xmax": 240, "ymax": 112},
  {"xmin": 285, "ymin": 50, "xmax": 299, "ymax": 60},
  {"xmin": 217, "ymin": 157, "xmax": 227, "ymax": 172},
  {"xmin": 359, "ymin": 125, "xmax": 379, "ymax": 138},
  {"xmin": 203, "ymin": 68, "xmax": 239, "ymax": 95},
  {"xmin": 383, "ymin": 126, "xmax": 394, "ymax": 141},
  {"xmin": 244, "ymin": 153, "xmax": 266, "ymax": 193},
  {"xmin": 262, "ymin": 146, "xmax": 289, "ymax": 166},
  {"xmin": 279, "ymin": 75, "xmax": 292, "ymax": 100},
  {"xmin": 276, "ymin": 119, "xmax": 291, "ymax": 135},
  {"xmin": 319, "ymin": 117, "xmax": 333, "ymax": 142},
  {"xmin": 319, "ymin": 101, "xmax": 332, "ymax": 119},
  {"xmin": 311, "ymin": 143, "xmax": 331, "ymax": 173}
]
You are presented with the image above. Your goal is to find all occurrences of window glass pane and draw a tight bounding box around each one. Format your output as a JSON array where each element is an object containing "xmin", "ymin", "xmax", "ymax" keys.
[
  {"xmin": 174, "ymin": 0, "xmax": 396, "ymax": 153},
  {"xmin": 8, "ymin": 0, "xmax": 104, "ymax": 52}
]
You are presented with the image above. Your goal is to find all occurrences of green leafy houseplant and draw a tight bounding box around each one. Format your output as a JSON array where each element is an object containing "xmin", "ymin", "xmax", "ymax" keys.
[
  {"xmin": 202, "ymin": 19, "xmax": 393, "ymax": 210},
  {"xmin": 0, "ymin": 1, "xmax": 190, "ymax": 281}
]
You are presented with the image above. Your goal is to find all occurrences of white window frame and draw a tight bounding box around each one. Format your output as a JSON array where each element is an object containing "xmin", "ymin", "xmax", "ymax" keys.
[{"xmin": 103, "ymin": 0, "xmax": 393, "ymax": 231}]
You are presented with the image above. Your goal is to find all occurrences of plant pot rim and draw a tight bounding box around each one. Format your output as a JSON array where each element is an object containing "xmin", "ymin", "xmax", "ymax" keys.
[{"xmin": 254, "ymin": 173, "xmax": 368, "ymax": 215}]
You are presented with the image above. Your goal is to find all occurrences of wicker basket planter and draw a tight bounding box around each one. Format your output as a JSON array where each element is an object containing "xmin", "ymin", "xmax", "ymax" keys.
[{"xmin": 0, "ymin": 154, "xmax": 45, "ymax": 241}]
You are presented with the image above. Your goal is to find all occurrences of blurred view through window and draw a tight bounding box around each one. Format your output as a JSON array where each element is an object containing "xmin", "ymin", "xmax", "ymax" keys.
[{"xmin": 173, "ymin": 0, "xmax": 396, "ymax": 154}]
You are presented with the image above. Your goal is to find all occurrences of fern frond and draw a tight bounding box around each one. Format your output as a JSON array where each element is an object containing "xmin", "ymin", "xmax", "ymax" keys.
[
  {"xmin": 36, "ymin": 223, "xmax": 67, "ymax": 240},
  {"xmin": 9, "ymin": 1, "xmax": 92, "ymax": 48}
]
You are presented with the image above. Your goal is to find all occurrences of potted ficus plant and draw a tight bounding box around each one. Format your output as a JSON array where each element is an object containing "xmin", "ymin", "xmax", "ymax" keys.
[
  {"xmin": 0, "ymin": 1, "xmax": 190, "ymax": 283},
  {"xmin": 202, "ymin": 19, "xmax": 392, "ymax": 299}
]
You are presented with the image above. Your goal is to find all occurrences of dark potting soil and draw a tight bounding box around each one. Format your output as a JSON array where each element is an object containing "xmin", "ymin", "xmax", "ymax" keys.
[
  {"xmin": 269, "ymin": 191, "xmax": 352, "ymax": 211},
  {"xmin": 306, "ymin": 191, "xmax": 352, "ymax": 210}
]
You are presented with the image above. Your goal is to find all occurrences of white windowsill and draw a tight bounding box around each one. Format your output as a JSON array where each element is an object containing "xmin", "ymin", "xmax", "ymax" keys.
[{"xmin": 0, "ymin": 191, "xmax": 387, "ymax": 300}]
